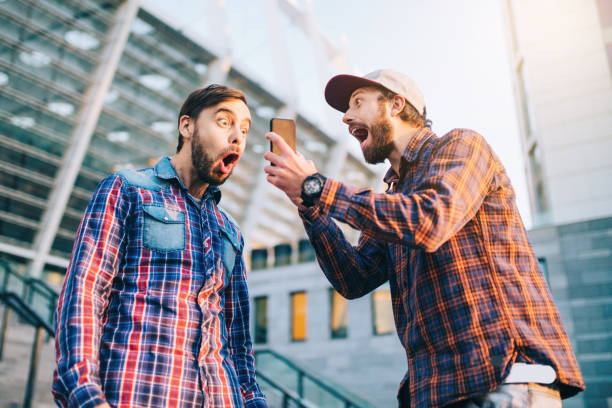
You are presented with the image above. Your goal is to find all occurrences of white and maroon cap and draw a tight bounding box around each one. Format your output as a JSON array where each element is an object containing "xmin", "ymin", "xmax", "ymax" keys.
[{"xmin": 325, "ymin": 69, "xmax": 425, "ymax": 115}]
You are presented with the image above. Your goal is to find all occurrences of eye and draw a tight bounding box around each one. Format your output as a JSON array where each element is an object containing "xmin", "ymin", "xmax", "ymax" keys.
[
  {"xmin": 241, "ymin": 128, "xmax": 249, "ymax": 136},
  {"xmin": 218, "ymin": 117, "xmax": 230, "ymax": 127}
]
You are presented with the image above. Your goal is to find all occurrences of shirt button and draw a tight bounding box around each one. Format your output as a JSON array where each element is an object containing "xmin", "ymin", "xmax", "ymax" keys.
[
  {"xmin": 204, "ymin": 241, "xmax": 209, "ymax": 248},
  {"xmin": 164, "ymin": 216, "xmax": 168, "ymax": 221}
]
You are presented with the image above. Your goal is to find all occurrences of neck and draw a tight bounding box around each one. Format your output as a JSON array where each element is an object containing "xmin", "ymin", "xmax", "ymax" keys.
[
  {"xmin": 170, "ymin": 153, "xmax": 209, "ymax": 199},
  {"xmin": 387, "ymin": 125, "xmax": 421, "ymax": 174}
]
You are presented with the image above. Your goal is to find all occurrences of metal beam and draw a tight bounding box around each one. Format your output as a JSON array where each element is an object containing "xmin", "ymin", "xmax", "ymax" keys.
[
  {"xmin": 0, "ymin": 242, "xmax": 69, "ymax": 269},
  {"xmin": 264, "ymin": 0, "xmax": 298, "ymax": 106},
  {"xmin": 277, "ymin": 0, "xmax": 350, "ymax": 72},
  {"xmin": 27, "ymin": 0, "xmax": 140, "ymax": 278},
  {"xmin": 200, "ymin": 0, "xmax": 232, "ymax": 85}
]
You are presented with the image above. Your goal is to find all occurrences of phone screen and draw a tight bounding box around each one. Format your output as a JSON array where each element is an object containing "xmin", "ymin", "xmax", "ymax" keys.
[{"xmin": 270, "ymin": 118, "xmax": 296, "ymax": 155}]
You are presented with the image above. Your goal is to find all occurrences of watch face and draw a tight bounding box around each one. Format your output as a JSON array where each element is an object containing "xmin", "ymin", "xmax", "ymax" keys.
[{"xmin": 304, "ymin": 178, "xmax": 321, "ymax": 194}]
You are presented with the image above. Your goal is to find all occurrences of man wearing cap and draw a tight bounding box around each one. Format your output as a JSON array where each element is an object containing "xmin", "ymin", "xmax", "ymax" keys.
[{"xmin": 263, "ymin": 69, "xmax": 584, "ymax": 407}]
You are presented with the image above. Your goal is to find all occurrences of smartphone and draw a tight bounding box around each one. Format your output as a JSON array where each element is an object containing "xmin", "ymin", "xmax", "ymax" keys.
[{"xmin": 269, "ymin": 118, "xmax": 296, "ymax": 157}]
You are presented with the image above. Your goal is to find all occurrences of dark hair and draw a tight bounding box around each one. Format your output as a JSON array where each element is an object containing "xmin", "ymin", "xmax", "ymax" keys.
[
  {"xmin": 176, "ymin": 84, "xmax": 248, "ymax": 152},
  {"xmin": 377, "ymin": 87, "xmax": 431, "ymax": 128}
]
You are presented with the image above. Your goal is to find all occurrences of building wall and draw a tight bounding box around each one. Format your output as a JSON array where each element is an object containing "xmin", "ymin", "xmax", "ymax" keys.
[
  {"xmin": 509, "ymin": 0, "xmax": 612, "ymax": 226},
  {"xmin": 505, "ymin": 2, "xmax": 612, "ymax": 406},
  {"xmin": 529, "ymin": 217, "xmax": 612, "ymax": 408},
  {"xmin": 248, "ymin": 261, "xmax": 406, "ymax": 407}
]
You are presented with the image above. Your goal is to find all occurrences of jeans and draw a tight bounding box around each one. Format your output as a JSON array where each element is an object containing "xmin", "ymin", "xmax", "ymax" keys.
[{"xmin": 445, "ymin": 383, "xmax": 561, "ymax": 408}]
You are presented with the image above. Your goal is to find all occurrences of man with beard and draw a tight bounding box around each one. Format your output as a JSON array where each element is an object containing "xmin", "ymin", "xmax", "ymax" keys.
[
  {"xmin": 53, "ymin": 85, "xmax": 268, "ymax": 408},
  {"xmin": 264, "ymin": 70, "xmax": 584, "ymax": 407}
]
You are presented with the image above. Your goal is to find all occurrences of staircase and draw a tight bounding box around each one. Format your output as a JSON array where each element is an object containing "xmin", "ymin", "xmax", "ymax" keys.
[
  {"xmin": 254, "ymin": 349, "xmax": 377, "ymax": 408},
  {"xmin": 0, "ymin": 260, "xmax": 377, "ymax": 408}
]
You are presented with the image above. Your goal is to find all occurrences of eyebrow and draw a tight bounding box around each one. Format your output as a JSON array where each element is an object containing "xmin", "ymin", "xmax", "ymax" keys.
[
  {"xmin": 349, "ymin": 90, "xmax": 365, "ymax": 102},
  {"xmin": 215, "ymin": 107, "xmax": 251, "ymax": 126}
]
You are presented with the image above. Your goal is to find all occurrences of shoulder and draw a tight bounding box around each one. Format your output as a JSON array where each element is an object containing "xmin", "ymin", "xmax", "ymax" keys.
[
  {"xmin": 433, "ymin": 128, "xmax": 493, "ymax": 156},
  {"xmin": 115, "ymin": 167, "xmax": 165, "ymax": 190},
  {"xmin": 217, "ymin": 207, "xmax": 244, "ymax": 247},
  {"xmin": 218, "ymin": 206, "xmax": 241, "ymax": 233},
  {"xmin": 438, "ymin": 128, "xmax": 487, "ymax": 144}
]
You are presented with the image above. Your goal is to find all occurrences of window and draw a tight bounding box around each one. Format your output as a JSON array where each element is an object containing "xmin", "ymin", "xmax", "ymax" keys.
[
  {"xmin": 251, "ymin": 248, "xmax": 268, "ymax": 270},
  {"xmin": 254, "ymin": 296, "xmax": 268, "ymax": 344},
  {"xmin": 528, "ymin": 143, "xmax": 549, "ymax": 220},
  {"xmin": 537, "ymin": 257, "xmax": 549, "ymax": 284},
  {"xmin": 372, "ymin": 284, "xmax": 394, "ymax": 335},
  {"xmin": 290, "ymin": 291, "xmax": 307, "ymax": 341},
  {"xmin": 330, "ymin": 289, "xmax": 348, "ymax": 339}
]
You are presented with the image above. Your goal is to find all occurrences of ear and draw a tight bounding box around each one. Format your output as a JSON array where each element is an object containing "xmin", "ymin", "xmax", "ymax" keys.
[
  {"xmin": 178, "ymin": 115, "xmax": 193, "ymax": 141},
  {"xmin": 390, "ymin": 95, "xmax": 406, "ymax": 117}
]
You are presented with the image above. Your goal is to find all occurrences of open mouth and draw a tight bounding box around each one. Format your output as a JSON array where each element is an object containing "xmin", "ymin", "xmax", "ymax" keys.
[
  {"xmin": 222, "ymin": 152, "xmax": 240, "ymax": 167},
  {"xmin": 219, "ymin": 152, "xmax": 240, "ymax": 173},
  {"xmin": 349, "ymin": 125, "xmax": 369, "ymax": 144}
]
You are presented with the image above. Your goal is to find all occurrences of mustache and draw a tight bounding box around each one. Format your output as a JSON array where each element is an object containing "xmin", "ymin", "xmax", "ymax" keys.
[{"xmin": 216, "ymin": 145, "xmax": 241, "ymax": 159}]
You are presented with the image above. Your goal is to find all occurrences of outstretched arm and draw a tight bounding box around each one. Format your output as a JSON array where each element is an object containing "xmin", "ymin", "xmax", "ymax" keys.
[{"xmin": 265, "ymin": 130, "xmax": 497, "ymax": 253}]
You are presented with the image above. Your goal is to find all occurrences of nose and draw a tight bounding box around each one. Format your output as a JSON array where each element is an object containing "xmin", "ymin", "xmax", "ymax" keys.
[
  {"xmin": 229, "ymin": 125, "xmax": 244, "ymax": 145},
  {"xmin": 342, "ymin": 108, "xmax": 353, "ymax": 125}
]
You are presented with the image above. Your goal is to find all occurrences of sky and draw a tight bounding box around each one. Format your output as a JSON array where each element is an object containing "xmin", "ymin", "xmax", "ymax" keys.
[{"xmin": 144, "ymin": 0, "xmax": 531, "ymax": 225}]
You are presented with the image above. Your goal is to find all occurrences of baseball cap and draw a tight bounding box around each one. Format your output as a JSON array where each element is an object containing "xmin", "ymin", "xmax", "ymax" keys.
[{"xmin": 324, "ymin": 69, "xmax": 425, "ymax": 115}]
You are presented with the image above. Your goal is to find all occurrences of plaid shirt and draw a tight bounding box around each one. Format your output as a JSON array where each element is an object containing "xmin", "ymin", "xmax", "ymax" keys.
[
  {"xmin": 301, "ymin": 128, "xmax": 584, "ymax": 407},
  {"xmin": 53, "ymin": 157, "xmax": 267, "ymax": 408}
]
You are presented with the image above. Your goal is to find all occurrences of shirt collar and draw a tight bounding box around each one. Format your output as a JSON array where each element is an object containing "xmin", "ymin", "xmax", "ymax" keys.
[
  {"xmin": 154, "ymin": 156, "xmax": 222, "ymax": 204},
  {"xmin": 383, "ymin": 128, "xmax": 436, "ymax": 186}
]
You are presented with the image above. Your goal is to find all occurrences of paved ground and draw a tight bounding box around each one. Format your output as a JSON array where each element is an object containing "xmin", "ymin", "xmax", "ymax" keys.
[{"xmin": 0, "ymin": 310, "xmax": 56, "ymax": 408}]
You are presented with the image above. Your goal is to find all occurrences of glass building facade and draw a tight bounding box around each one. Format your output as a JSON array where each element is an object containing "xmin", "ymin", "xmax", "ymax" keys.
[{"xmin": 0, "ymin": 0, "xmax": 377, "ymax": 278}]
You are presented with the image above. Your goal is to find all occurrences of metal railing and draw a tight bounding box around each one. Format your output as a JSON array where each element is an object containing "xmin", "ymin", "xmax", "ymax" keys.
[
  {"xmin": 255, "ymin": 349, "xmax": 377, "ymax": 408},
  {"xmin": 0, "ymin": 259, "xmax": 59, "ymax": 408}
]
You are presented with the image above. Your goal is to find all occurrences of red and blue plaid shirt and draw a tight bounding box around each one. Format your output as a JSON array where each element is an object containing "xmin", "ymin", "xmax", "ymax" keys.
[
  {"xmin": 301, "ymin": 128, "xmax": 584, "ymax": 407},
  {"xmin": 53, "ymin": 157, "xmax": 267, "ymax": 408}
]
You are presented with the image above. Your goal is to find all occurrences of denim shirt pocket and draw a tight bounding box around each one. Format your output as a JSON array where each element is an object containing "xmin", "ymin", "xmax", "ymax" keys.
[
  {"xmin": 219, "ymin": 224, "xmax": 240, "ymax": 282},
  {"xmin": 142, "ymin": 204, "xmax": 186, "ymax": 252}
]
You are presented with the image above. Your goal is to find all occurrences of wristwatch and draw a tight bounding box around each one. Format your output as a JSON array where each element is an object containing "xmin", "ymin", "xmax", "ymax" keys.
[{"xmin": 301, "ymin": 173, "xmax": 326, "ymax": 207}]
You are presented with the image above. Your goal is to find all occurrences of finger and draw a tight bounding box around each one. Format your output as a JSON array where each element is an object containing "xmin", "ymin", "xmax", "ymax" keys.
[
  {"xmin": 266, "ymin": 132, "xmax": 295, "ymax": 156},
  {"xmin": 264, "ymin": 165, "xmax": 283, "ymax": 175},
  {"xmin": 264, "ymin": 151, "xmax": 283, "ymax": 166},
  {"xmin": 266, "ymin": 175, "xmax": 281, "ymax": 187}
]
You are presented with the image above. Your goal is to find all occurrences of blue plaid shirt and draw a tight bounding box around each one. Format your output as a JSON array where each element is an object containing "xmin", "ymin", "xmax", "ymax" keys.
[{"xmin": 53, "ymin": 157, "xmax": 267, "ymax": 408}]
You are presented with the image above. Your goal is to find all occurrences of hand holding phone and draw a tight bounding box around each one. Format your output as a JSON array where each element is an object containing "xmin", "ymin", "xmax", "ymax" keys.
[
  {"xmin": 264, "ymin": 119, "xmax": 319, "ymax": 207},
  {"xmin": 269, "ymin": 118, "xmax": 296, "ymax": 161}
]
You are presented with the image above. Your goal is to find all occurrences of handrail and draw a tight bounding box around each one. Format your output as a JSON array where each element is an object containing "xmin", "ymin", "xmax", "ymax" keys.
[
  {"xmin": 0, "ymin": 292, "xmax": 54, "ymax": 337},
  {"xmin": 0, "ymin": 292, "xmax": 55, "ymax": 408},
  {"xmin": 256, "ymin": 371, "xmax": 312, "ymax": 408},
  {"xmin": 0, "ymin": 259, "xmax": 59, "ymax": 324},
  {"xmin": 28, "ymin": 278, "xmax": 60, "ymax": 298},
  {"xmin": 255, "ymin": 349, "xmax": 377, "ymax": 408}
]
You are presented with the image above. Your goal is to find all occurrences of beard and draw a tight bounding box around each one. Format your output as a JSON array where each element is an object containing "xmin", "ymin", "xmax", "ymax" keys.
[
  {"xmin": 362, "ymin": 108, "xmax": 394, "ymax": 164},
  {"xmin": 191, "ymin": 128, "xmax": 230, "ymax": 186}
]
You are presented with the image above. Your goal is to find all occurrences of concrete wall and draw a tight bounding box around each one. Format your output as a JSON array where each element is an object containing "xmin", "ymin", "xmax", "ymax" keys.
[
  {"xmin": 247, "ymin": 262, "xmax": 406, "ymax": 407},
  {"xmin": 529, "ymin": 216, "xmax": 612, "ymax": 408},
  {"xmin": 512, "ymin": 0, "xmax": 612, "ymax": 225}
]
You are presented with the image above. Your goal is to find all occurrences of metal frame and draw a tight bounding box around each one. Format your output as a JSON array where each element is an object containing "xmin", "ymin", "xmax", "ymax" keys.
[{"xmin": 28, "ymin": 0, "xmax": 141, "ymax": 278}]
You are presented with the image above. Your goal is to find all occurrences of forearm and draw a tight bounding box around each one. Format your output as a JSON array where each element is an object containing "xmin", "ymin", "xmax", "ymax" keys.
[
  {"xmin": 317, "ymin": 132, "xmax": 496, "ymax": 252},
  {"xmin": 301, "ymin": 206, "xmax": 388, "ymax": 299}
]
